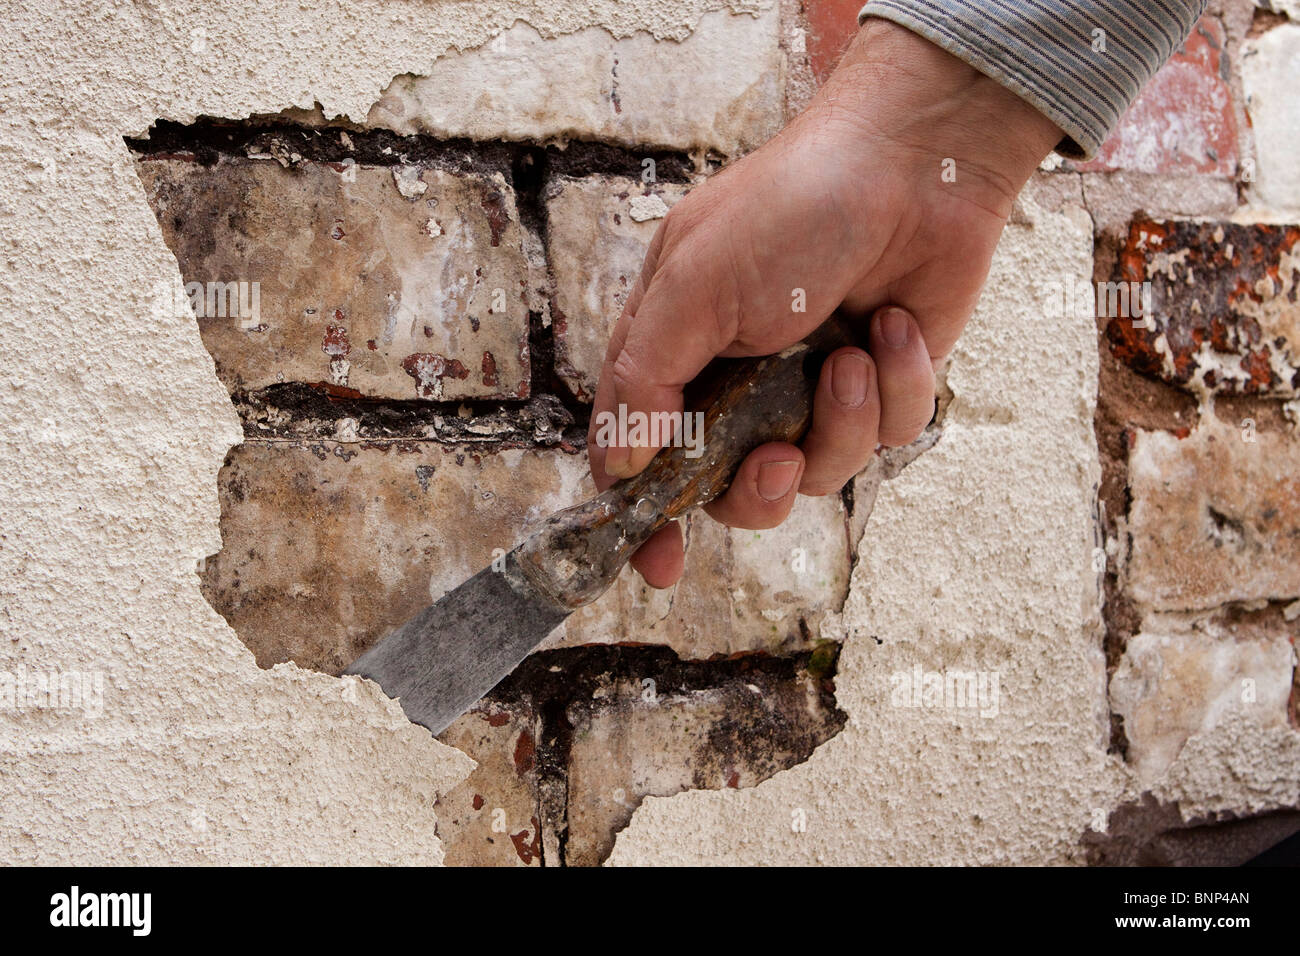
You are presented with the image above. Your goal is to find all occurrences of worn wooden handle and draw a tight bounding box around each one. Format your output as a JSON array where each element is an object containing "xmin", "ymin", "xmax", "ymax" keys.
[{"xmin": 515, "ymin": 313, "xmax": 862, "ymax": 609}]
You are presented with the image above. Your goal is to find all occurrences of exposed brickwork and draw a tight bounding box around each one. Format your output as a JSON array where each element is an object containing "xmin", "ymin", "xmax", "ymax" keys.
[
  {"xmin": 479, "ymin": 644, "xmax": 845, "ymax": 867},
  {"xmin": 435, "ymin": 700, "xmax": 543, "ymax": 866},
  {"xmin": 199, "ymin": 441, "xmax": 588, "ymax": 675},
  {"xmin": 1106, "ymin": 218, "xmax": 1300, "ymax": 397},
  {"xmin": 545, "ymin": 174, "xmax": 692, "ymax": 401},
  {"xmin": 1076, "ymin": 3, "xmax": 1300, "ymax": 835},
  {"xmin": 1111, "ymin": 623, "xmax": 1296, "ymax": 781},
  {"xmin": 1126, "ymin": 419, "xmax": 1300, "ymax": 612},
  {"xmin": 135, "ymin": 117, "xmax": 865, "ymax": 865},
  {"xmin": 199, "ymin": 437, "xmax": 851, "ymax": 673},
  {"xmin": 564, "ymin": 653, "xmax": 841, "ymax": 865}
]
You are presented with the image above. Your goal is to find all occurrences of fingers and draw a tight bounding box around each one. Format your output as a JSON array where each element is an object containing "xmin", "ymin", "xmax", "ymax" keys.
[
  {"xmin": 627, "ymin": 521, "xmax": 685, "ymax": 588},
  {"xmin": 597, "ymin": 245, "xmax": 736, "ymax": 480},
  {"xmin": 869, "ymin": 306, "xmax": 936, "ymax": 447},
  {"xmin": 597, "ymin": 303, "xmax": 935, "ymax": 590},
  {"xmin": 798, "ymin": 346, "xmax": 881, "ymax": 496},
  {"xmin": 587, "ymin": 313, "xmax": 631, "ymax": 489},
  {"xmin": 703, "ymin": 442, "xmax": 806, "ymax": 530}
]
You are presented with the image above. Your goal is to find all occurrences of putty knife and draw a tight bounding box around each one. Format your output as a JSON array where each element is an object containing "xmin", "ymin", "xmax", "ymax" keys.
[{"xmin": 345, "ymin": 315, "xmax": 860, "ymax": 734}]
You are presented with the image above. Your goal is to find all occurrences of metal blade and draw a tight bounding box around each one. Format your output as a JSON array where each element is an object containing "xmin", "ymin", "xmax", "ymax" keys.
[{"xmin": 345, "ymin": 550, "xmax": 570, "ymax": 735}]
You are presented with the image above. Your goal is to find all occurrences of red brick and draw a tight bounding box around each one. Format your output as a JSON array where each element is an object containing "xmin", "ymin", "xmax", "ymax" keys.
[
  {"xmin": 804, "ymin": 0, "xmax": 864, "ymax": 84},
  {"xmin": 1074, "ymin": 16, "xmax": 1237, "ymax": 176},
  {"xmin": 1106, "ymin": 217, "xmax": 1300, "ymax": 397}
]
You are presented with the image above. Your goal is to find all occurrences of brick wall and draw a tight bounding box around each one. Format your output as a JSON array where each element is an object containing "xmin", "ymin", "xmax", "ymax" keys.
[{"xmin": 130, "ymin": 0, "xmax": 1300, "ymax": 864}]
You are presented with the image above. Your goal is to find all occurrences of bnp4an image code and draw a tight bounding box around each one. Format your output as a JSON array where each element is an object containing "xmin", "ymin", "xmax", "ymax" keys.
[{"xmin": 1114, "ymin": 892, "xmax": 1252, "ymax": 930}]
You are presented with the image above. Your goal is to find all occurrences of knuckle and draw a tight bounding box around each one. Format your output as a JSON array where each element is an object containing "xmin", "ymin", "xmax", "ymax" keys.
[
  {"xmin": 609, "ymin": 349, "xmax": 642, "ymax": 396},
  {"xmin": 798, "ymin": 477, "xmax": 844, "ymax": 497}
]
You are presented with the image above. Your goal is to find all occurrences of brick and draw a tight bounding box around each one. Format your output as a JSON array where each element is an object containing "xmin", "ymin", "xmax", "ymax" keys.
[
  {"xmin": 563, "ymin": 659, "xmax": 843, "ymax": 866},
  {"xmin": 201, "ymin": 441, "xmax": 851, "ymax": 671},
  {"xmin": 1242, "ymin": 22, "xmax": 1300, "ymax": 209},
  {"xmin": 1073, "ymin": 16, "xmax": 1237, "ymax": 176},
  {"xmin": 1126, "ymin": 419, "xmax": 1300, "ymax": 611},
  {"xmin": 544, "ymin": 174, "xmax": 691, "ymax": 401},
  {"xmin": 200, "ymin": 441, "xmax": 585, "ymax": 676},
  {"xmin": 803, "ymin": 0, "xmax": 864, "ymax": 84},
  {"xmin": 1110, "ymin": 626, "xmax": 1294, "ymax": 783},
  {"xmin": 1079, "ymin": 171, "xmax": 1238, "ymax": 236},
  {"xmin": 365, "ymin": 7, "xmax": 784, "ymax": 157},
  {"xmin": 1106, "ymin": 218, "xmax": 1300, "ymax": 398},
  {"xmin": 136, "ymin": 156, "xmax": 532, "ymax": 401},
  {"xmin": 433, "ymin": 700, "xmax": 543, "ymax": 866}
]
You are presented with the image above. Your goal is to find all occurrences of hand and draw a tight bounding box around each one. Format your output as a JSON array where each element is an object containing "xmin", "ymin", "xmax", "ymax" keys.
[{"xmin": 587, "ymin": 18, "xmax": 1063, "ymax": 587}]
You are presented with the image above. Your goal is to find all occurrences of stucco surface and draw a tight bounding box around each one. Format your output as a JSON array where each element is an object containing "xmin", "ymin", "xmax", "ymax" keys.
[{"xmin": 0, "ymin": 0, "xmax": 771, "ymax": 864}]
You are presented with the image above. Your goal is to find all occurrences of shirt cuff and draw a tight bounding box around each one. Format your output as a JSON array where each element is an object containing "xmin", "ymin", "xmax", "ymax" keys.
[{"xmin": 857, "ymin": 0, "xmax": 1208, "ymax": 160}]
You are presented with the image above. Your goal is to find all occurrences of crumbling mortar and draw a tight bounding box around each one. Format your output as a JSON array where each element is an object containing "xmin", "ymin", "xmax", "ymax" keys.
[
  {"xmin": 231, "ymin": 383, "xmax": 586, "ymax": 450},
  {"xmin": 128, "ymin": 118, "xmax": 697, "ymax": 183},
  {"xmin": 1092, "ymin": 228, "xmax": 1195, "ymax": 758}
]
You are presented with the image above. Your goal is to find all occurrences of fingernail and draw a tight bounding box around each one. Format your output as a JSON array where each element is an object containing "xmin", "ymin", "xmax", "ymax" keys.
[
  {"xmin": 757, "ymin": 460, "xmax": 800, "ymax": 502},
  {"xmin": 605, "ymin": 445, "xmax": 632, "ymax": 478},
  {"xmin": 831, "ymin": 352, "xmax": 869, "ymax": 408},
  {"xmin": 879, "ymin": 308, "xmax": 911, "ymax": 349}
]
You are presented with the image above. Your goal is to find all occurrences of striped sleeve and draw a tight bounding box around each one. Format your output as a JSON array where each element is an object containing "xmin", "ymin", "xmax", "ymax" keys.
[{"xmin": 858, "ymin": 0, "xmax": 1208, "ymax": 158}]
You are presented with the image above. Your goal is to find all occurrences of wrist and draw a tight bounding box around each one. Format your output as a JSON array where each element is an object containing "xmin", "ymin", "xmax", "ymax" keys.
[{"xmin": 816, "ymin": 19, "xmax": 1063, "ymax": 217}]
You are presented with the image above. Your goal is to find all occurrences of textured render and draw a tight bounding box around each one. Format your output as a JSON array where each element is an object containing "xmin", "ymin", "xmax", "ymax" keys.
[{"xmin": 0, "ymin": 0, "xmax": 776, "ymax": 865}]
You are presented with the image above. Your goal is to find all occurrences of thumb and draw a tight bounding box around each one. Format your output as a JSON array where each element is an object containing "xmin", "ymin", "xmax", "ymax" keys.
[{"xmin": 595, "ymin": 258, "xmax": 734, "ymax": 479}]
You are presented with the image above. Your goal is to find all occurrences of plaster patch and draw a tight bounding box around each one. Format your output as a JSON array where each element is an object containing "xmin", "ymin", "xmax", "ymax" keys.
[
  {"xmin": 365, "ymin": 7, "xmax": 785, "ymax": 156},
  {"xmin": 1242, "ymin": 23, "xmax": 1300, "ymax": 213}
]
